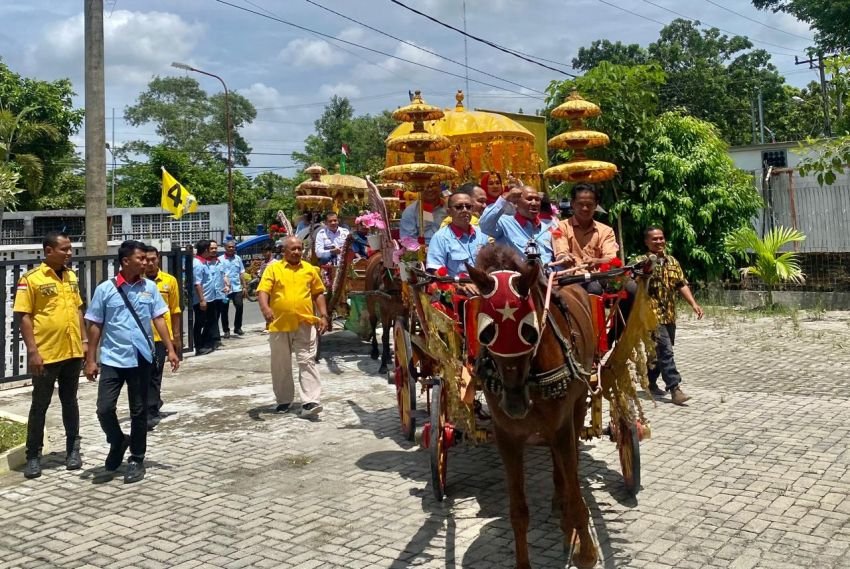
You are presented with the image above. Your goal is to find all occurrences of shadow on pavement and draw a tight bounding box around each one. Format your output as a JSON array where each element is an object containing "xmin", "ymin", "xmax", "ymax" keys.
[{"xmin": 349, "ymin": 402, "xmax": 636, "ymax": 568}]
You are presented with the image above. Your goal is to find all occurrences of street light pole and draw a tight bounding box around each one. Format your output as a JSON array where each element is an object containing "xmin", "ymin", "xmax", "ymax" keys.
[
  {"xmin": 172, "ymin": 62, "xmax": 234, "ymax": 237},
  {"xmin": 105, "ymin": 143, "xmax": 116, "ymax": 208}
]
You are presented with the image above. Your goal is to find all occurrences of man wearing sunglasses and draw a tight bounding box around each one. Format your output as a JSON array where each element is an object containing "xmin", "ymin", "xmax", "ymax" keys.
[{"xmin": 427, "ymin": 193, "xmax": 490, "ymax": 278}]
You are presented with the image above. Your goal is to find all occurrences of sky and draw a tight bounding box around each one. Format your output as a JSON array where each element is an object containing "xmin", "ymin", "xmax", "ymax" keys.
[{"xmin": 0, "ymin": 0, "xmax": 821, "ymax": 175}]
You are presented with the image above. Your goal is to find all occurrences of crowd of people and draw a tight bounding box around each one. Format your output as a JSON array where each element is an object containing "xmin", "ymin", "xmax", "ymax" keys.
[{"xmin": 13, "ymin": 174, "xmax": 704, "ymax": 484}]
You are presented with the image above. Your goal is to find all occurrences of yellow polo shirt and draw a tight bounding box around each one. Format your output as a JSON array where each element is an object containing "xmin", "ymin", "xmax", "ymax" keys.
[
  {"xmin": 13, "ymin": 263, "xmax": 84, "ymax": 364},
  {"xmin": 151, "ymin": 270, "xmax": 182, "ymax": 341},
  {"xmin": 257, "ymin": 260, "xmax": 325, "ymax": 333}
]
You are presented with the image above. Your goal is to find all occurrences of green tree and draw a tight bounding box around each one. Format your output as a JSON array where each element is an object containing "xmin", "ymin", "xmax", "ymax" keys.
[
  {"xmin": 753, "ymin": 0, "xmax": 850, "ymax": 51},
  {"xmin": 546, "ymin": 64, "xmax": 762, "ymax": 280},
  {"xmin": 124, "ymin": 76, "xmax": 257, "ymax": 166},
  {"xmin": 725, "ymin": 226, "xmax": 806, "ymax": 307},
  {"xmin": 252, "ymin": 171, "xmax": 299, "ymax": 224},
  {"xmin": 572, "ymin": 40, "xmax": 649, "ymax": 71},
  {"xmin": 292, "ymin": 97, "xmax": 396, "ymax": 176}
]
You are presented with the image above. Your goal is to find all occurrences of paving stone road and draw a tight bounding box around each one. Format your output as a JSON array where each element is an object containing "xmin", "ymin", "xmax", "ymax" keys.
[{"xmin": 1, "ymin": 309, "xmax": 849, "ymax": 569}]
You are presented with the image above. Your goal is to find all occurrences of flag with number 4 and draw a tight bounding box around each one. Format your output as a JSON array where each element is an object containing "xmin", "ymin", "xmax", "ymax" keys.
[{"xmin": 161, "ymin": 167, "xmax": 199, "ymax": 220}]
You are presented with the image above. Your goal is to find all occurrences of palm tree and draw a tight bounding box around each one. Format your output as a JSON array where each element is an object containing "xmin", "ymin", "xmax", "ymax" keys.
[
  {"xmin": 725, "ymin": 226, "xmax": 806, "ymax": 307},
  {"xmin": 0, "ymin": 105, "xmax": 61, "ymax": 233}
]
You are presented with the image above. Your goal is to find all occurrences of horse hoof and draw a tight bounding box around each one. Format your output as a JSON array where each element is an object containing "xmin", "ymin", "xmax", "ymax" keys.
[{"xmin": 567, "ymin": 534, "xmax": 598, "ymax": 569}]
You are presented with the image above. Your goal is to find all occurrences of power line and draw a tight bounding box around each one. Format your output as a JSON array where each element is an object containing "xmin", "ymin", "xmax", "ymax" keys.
[
  {"xmin": 210, "ymin": 0, "xmax": 545, "ymax": 98},
  {"xmin": 633, "ymin": 0, "xmax": 802, "ymax": 57},
  {"xmin": 386, "ymin": 0, "xmax": 577, "ymax": 77},
  {"xmin": 700, "ymin": 0, "xmax": 814, "ymax": 42},
  {"xmin": 302, "ymin": 0, "xmax": 544, "ymax": 95}
]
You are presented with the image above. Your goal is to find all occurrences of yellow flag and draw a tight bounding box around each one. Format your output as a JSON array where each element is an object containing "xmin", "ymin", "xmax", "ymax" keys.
[{"xmin": 161, "ymin": 167, "xmax": 199, "ymax": 220}]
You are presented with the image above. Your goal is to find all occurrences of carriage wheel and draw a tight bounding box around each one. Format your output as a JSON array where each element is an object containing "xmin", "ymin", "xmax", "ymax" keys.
[
  {"xmin": 616, "ymin": 417, "xmax": 641, "ymax": 496},
  {"xmin": 430, "ymin": 379, "xmax": 449, "ymax": 502},
  {"xmin": 393, "ymin": 318, "xmax": 416, "ymax": 441}
]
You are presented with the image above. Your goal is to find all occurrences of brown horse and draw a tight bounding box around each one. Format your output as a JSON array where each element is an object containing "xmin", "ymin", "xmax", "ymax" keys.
[
  {"xmin": 364, "ymin": 251, "xmax": 404, "ymax": 375},
  {"xmin": 467, "ymin": 244, "xmax": 598, "ymax": 569}
]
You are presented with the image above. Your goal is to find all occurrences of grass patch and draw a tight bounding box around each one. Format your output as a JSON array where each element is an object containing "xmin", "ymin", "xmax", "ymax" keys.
[{"xmin": 0, "ymin": 417, "xmax": 26, "ymax": 454}]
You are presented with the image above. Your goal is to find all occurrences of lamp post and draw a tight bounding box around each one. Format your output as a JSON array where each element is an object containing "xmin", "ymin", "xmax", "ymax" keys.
[
  {"xmin": 172, "ymin": 61, "xmax": 234, "ymax": 237},
  {"xmin": 105, "ymin": 143, "xmax": 116, "ymax": 208}
]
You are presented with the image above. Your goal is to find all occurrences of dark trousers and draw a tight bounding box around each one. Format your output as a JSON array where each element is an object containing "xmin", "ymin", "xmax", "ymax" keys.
[
  {"xmin": 209, "ymin": 300, "xmax": 223, "ymax": 344},
  {"xmin": 148, "ymin": 342, "xmax": 167, "ymax": 422},
  {"xmin": 649, "ymin": 323, "xmax": 682, "ymax": 392},
  {"xmin": 96, "ymin": 355, "xmax": 152, "ymax": 462},
  {"xmin": 193, "ymin": 303, "xmax": 217, "ymax": 351},
  {"xmin": 26, "ymin": 358, "xmax": 82, "ymax": 459},
  {"xmin": 220, "ymin": 291, "xmax": 243, "ymax": 333}
]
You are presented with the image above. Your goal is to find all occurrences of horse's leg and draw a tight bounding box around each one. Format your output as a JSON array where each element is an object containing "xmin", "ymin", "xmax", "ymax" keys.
[
  {"xmin": 553, "ymin": 416, "xmax": 597, "ymax": 569},
  {"xmin": 494, "ymin": 426, "xmax": 531, "ymax": 569},
  {"xmin": 378, "ymin": 311, "xmax": 391, "ymax": 375}
]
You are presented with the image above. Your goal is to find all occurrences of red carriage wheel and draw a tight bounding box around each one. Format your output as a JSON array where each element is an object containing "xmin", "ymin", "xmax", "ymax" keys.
[
  {"xmin": 430, "ymin": 379, "xmax": 449, "ymax": 501},
  {"xmin": 393, "ymin": 317, "xmax": 416, "ymax": 440},
  {"xmin": 616, "ymin": 417, "xmax": 641, "ymax": 496}
]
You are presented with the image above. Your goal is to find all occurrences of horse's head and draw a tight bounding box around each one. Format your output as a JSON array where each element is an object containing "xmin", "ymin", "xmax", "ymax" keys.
[{"xmin": 468, "ymin": 261, "xmax": 540, "ymax": 419}]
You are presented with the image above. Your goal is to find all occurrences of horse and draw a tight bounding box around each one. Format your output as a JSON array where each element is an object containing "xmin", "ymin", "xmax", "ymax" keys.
[
  {"xmin": 363, "ymin": 251, "xmax": 404, "ymax": 375},
  {"xmin": 467, "ymin": 244, "xmax": 598, "ymax": 569}
]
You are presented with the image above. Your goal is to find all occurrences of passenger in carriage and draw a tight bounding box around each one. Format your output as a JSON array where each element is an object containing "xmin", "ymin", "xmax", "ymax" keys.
[
  {"xmin": 426, "ymin": 192, "xmax": 489, "ymax": 280},
  {"xmin": 440, "ymin": 182, "xmax": 486, "ymax": 227},
  {"xmin": 399, "ymin": 185, "xmax": 447, "ymax": 245},
  {"xmin": 478, "ymin": 184, "xmax": 555, "ymax": 265},
  {"xmin": 350, "ymin": 217, "xmax": 370, "ymax": 260},
  {"xmin": 551, "ymin": 183, "xmax": 619, "ymax": 295}
]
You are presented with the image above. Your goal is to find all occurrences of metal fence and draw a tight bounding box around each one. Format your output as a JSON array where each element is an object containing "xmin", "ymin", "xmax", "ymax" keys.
[
  {"xmin": 1, "ymin": 248, "xmax": 195, "ymax": 385},
  {"xmin": 0, "ymin": 230, "xmax": 225, "ymax": 247}
]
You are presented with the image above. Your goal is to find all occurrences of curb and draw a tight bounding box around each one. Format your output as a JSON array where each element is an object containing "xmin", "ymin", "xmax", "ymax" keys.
[{"xmin": 0, "ymin": 410, "xmax": 45, "ymax": 475}]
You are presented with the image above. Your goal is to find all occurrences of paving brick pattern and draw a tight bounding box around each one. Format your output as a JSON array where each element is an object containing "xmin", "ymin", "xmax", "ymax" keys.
[{"xmin": 1, "ymin": 311, "xmax": 849, "ymax": 568}]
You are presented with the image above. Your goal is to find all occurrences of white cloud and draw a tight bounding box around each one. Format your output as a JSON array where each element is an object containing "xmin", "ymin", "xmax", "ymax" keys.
[
  {"xmin": 26, "ymin": 10, "xmax": 204, "ymax": 87},
  {"xmin": 319, "ymin": 82, "xmax": 361, "ymax": 99},
  {"xmin": 337, "ymin": 27, "xmax": 365, "ymax": 43},
  {"xmin": 279, "ymin": 38, "xmax": 344, "ymax": 68},
  {"xmin": 354, "ymin": 40, "xmax": 443, "ymax": 80}
]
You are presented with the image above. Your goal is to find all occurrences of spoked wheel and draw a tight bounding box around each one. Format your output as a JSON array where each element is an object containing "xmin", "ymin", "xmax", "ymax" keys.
[
  {"xmin": 430, "ymin": 379, "xmax": 449, "ymax": 502},
  {"xmin": 393, "ymin": 318, "xmax": 416, "ymax": 441},
  {"xmin": 615, "ymin": 417, "xmax": 641, "ymax": 496}
]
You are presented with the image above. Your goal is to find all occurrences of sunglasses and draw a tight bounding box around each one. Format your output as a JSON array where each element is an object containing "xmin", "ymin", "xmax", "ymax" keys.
[{"xmin": 452, "ymin": 204, "xmax": 473, "ymax": 210}]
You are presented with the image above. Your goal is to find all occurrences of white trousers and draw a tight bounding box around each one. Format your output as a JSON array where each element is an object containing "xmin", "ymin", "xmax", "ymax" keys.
[{"xmin": 269, "ymin": 324, "xmax": 321, "ymax": 405}]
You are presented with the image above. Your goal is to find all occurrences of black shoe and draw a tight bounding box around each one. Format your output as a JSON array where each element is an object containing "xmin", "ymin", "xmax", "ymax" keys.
[
  {"xmin": 275, "ymin": 403, "xmax": 290, "ymax": 413},
  {"xmin": 66, "ymin": 449, "xmax": 82, "ymax": 471},
  {"xmin": 124, "ymin": 460, "xmax": 146, "ymax": 484},
  {"xmin": 234, "ymin": 329, "xmax": 244, "ymax": 336},
  {"xmin": 649, "ymin": 383, "xmax": 665, "ymax": 397},
  {"xmin": 223, "ymin": 332, "xmax": 230, "ymax": 339},
  {"xmin": 214, "ymin": 342, "xmax": 223, "ymax": 350},
  {"xmin": 24, "ymin": 457, "xmax": 41, "ymax": 479},
  {"xmin": 196, "ymin": 347, "xmax": 213, "ymax": 356},
  {"xmin": 105, "ymin": 435, "xmax": 129, "ymax": 472}
]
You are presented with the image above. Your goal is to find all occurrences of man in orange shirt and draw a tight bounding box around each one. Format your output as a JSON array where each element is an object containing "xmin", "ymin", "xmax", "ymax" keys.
[
  {"xmin": 552, "ymin": 183, "xmax": 619, "ymax": 294},
  {"xmin": 257, "ymin": 237, "xmax": 329, "ymax": 417}
]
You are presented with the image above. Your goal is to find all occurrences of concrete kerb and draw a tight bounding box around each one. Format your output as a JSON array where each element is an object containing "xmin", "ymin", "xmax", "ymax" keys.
[{"xmin": 0, "ymin": 410, "xmax": 41, "ymax": 475}]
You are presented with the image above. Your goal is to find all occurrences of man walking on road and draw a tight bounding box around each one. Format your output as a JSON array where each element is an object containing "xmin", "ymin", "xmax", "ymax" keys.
[
  {"xmin": 258, "ymin": 237, "xmax": 329, "ymax": 417},
  {"xmin": 14, "ymin": 231, "xmax": 87, "ymax": 479},
  {"xmin": 144, "ymin": 245, "xmax": 182, "ymax": 431},
  {"xmin": 192, "ymin": 240, "xmax": 216, "ymax": 355},
  {"xmin": 637, "ymin": 227, "xmax": 704, "ymax": 406},
  {"xmin": 85, "ymin": 240, "xmax": 179, "ymax": 483},
  {"xmin": 208, "ymin": 240, "xmax": 229, "ymax": 348},
  {"xmin": 220, "ymin": 240, "xmax": 246, "ymax": 337}
]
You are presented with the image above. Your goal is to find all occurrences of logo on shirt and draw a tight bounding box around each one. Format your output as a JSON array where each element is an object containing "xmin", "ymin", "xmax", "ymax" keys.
[{"xmin": 38, "ymin": 283, "xmax": 58, "ymax": 297}]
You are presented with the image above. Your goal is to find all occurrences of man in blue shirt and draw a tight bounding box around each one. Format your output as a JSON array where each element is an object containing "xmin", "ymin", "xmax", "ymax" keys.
[
  {"xmin": 427, "ymin": 192, "xmax": 490, "ymax": 278},
  {"xmin": 85, "ymin": 240, "xmax": 179, "ymax": 483},
  {"xmin": 479, "ymin": 185, "xmax": 555, "ymax": 265},
  {"xmin": 207, "ymin": 240, "xmax": 229, "ymax": 348},
  {"xmin": 399, "ymin": 186, "xmax": 447, "ymax": 245},
  {"xmin": 220, "ymin": 240, "xmax": 246, "ymax": 337},
  {"xmin": 192, "ymin": 239, "xmax": 216, "ymax": 355},
  {"xmin": 314, "ymin": 212, "xmax": 350, "ymax": 265}
]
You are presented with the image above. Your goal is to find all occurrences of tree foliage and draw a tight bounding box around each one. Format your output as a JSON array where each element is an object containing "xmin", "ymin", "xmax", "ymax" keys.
[
  {"xmin": 725, "ymin": 225, "xmax": 806, "ymax": 306},
  {"xmin": 572, "ymin": 40, "xmax": 649, "ymax": 71},
  {"xmin": 546, "ymin": 63, "xmax": 762, "ymax": 280},
  {"xmin": 752, "ymin": 0, "xmax": 850, "ymax": 51},
  {"xmin": 292, "ymin": 95, "xmax": 397, "ymax": 175}
]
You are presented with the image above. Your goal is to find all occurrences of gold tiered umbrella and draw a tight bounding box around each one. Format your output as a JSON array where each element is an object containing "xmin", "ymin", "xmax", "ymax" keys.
[
  {"xmin": 321, "ymin": 173, "xmax": 368, "ymax": 209},
  {"xmin": 544, "ymin": 90, "xmax": 618, "ymax": 184},
  {"xmin": 296, "ymin": 163, "xmax": 333, "ymax": 212}
]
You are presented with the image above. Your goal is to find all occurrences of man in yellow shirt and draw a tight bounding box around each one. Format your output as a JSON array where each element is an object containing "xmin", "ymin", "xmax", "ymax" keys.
[
  {"xmin": 258, "ymin": 236, "xmax": 328, "ymax": 417},
  {"xmin": 13, "ymin": 231, "xmax": 87, "ymax": 479},
  {"xmin": 144, "ymin": 245, "xmax": 182, "ymax": 430}
]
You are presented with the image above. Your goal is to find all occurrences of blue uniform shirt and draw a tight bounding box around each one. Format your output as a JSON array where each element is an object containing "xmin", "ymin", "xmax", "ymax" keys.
[
  {"xmin": 192, "ymin": 256, "xmax": 215, "ymax": 305},
  {"xmin": 426, "ymin": 224, "xmax": 490, "ymax": 277},
  {"xmin": 399, "ymin": 200, "xmax": 447, "ymax": 245},
  {"xmin": 85, "ymin": 274, "xmax": 169, "ymax": 368},
  {"xmin": 220, "ymin": 253, "xmax": 245, "ymax": 293},
  {"xmin": 208, "ymin": 258, "xmax": 226, "ymax": 301},
  {"xmin": 479, "ymin": 196, "xmax": 555, "ymax": 265}
]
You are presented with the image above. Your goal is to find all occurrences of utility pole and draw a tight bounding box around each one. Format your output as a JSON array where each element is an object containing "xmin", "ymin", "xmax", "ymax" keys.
[
  {"xmin": 462, "ymin": 0, "xmax": 470, "ymax": 107},
  {"xmin": 750, "ymin": 94, "xmax": 758, "ymax": 145},
  {"xmin": 796, "ymin": 52, "xmax": 835, "ymax": 137},
  {"xmin": 84, "ymin": 0, "xmax": 108, "ymax": 257},
  {"xmin": 758, "ymin": 88, "xmax": 765, "ymax": 144}
]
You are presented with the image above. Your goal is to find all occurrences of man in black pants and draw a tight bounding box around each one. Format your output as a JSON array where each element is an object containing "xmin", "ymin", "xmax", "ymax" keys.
[
  {"xmin": 192, "ymin": 239, "xmax": 216, "ymax": 355},
  {"xmin": 14, "ymin": 231, "xmax": 87, "ymax": 479},
  {"xmin": 219, "ymin": 240, "xmax": 246, "ymax": 337},
  {"xmin": 85, "ymin": 240, "xmax": 180, "ymax": 483}
]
